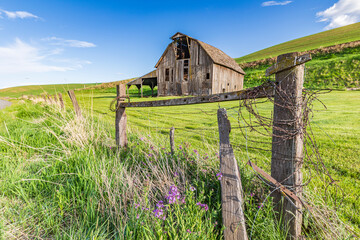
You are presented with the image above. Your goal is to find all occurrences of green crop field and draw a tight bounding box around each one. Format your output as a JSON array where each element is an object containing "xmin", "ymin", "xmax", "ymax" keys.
[
  {"xmin": 0, "ymin": 83, "xmax": 96, "ymax": 98},
  {"xmin": 236, "ymin": 22, "xmax": 360, "ymax": 63}
]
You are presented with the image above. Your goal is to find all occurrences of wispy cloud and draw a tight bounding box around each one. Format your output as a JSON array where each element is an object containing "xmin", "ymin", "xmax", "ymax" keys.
[
  {"xmin": 0, "ymin": 38, "xmax": 90, "ymax": 73},
  {"xmin": 43, "ymin": 37, "xmax": 96, "ymax": 48},
  {"xmin": 261, "ymin": 1, "xmax": 292, "ymax": 7},
  {"xmin": 0, "ymin": 9, "xmax": 39, "ymax": 19},
  {"xmin": 317, "ymin": 0, "xmax": 360, "ymax": 30}
]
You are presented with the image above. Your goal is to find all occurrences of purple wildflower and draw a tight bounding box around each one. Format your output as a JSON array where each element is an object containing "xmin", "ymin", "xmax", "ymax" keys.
[
  {"xmin": 150, "ymin": 146, "xmax": 154, "ymax": 150},
  {"xmin": 181, "ymin": 197, "xmax": 186, "ymax": 204},
  {"xmin": 250, "ymin": 193, "xmax": 255, "ymax": 197},
  {"xmin": 216, "ymin": 172, "xmax": 223, "ymax": 180},
  {"xmin": 179, "ymin": 145, "xmax": 182, "ymax": 150},
  {"xmin": 193, "ymin": 149, "xmax": 198, "ymax": 154},
  {"xmin": 174, "ymin": 172, "xmax": 179, "ymax": 177},
  {"xmin": 153, "ymin": 208, "xmax": 164, "ymax": 218},
  {"xmin": 148, "ymin": 153, "xmax": 153, "ymax": 157},
  {"xmin": 134, "ymin": 203, "xmax": 140, "ymax": 209},
  {"xmin": 166, "ymin": 185, "xmax": 181, "ymax": 204},
  {"xmin": 136, "ymin": 214, "xmax": 139, "ymax": 219},
  {"xmin": 196, "ymin": 202, "xmax": 209, "ymax": 211},
  {"xmin": 187, "ymin": 229, "xmax": 191, "ymax": 233},
  {"xmin": 140, "ymin": 137, "xmax": 144, "ymax": 141},
  {"xmin": 109, "ymin": 146, "xmax": 112, "ymax": 149},
  {"xmin": 258, "ymin": 204, "xmax": 263, "ymax": 209},
  {"xmin": 189, "ymin": 186, "xmax": 196, "ymax": 191},
  {"xmin": 156, "ymin": 201, "xmax": 164, "ymax": 208}
]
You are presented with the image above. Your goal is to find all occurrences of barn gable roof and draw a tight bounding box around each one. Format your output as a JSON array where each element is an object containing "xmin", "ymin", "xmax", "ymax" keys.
[{"xmin": 155, "ymin": 33, "xmax": 245, "ymax": 75}]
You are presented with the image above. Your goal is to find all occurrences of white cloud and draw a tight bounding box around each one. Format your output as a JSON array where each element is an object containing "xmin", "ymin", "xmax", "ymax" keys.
[
  {"xmin": 317, "ymin": 0, "xmax": 360, "ymax": 30},
  {"xmin": 0, "ymin": 9, "xmax": 39, "ymax": 19},
  {"xmin": 0, "ymin": 38, "xmax": 91, "ymax": 73},
  {"xmin": 261, "ymin": 1, "xmax": 292, "ymax": 7},
  {"xmin": 44, "ymin": 37, "xmax": 96, "ymax": 48}
]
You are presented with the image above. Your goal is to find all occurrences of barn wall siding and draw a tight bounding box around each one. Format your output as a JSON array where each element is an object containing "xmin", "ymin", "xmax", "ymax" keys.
[{"xmin": 157, "ymin": 37, "xmax": 244, "ymax": 96}]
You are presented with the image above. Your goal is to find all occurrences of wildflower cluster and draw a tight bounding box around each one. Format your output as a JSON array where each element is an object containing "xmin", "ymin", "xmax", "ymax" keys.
[{"xmin": 196, "ymin": 202, "xmax": 209, "ymax": 211}]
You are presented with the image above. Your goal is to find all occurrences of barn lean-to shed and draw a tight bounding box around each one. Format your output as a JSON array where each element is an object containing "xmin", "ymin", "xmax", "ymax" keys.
[{"xmin": 155, "ymin": 32, "xmax": 245, "ymax": 96}]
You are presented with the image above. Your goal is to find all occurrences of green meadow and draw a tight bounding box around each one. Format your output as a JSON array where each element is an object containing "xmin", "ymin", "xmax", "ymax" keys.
[{"xmin": 236, "ymin": 22, "xmax": 360, "ymax": 63}]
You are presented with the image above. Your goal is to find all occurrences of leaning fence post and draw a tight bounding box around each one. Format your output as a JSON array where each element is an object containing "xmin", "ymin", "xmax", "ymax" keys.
[
  {"xmin": 170, "ymin": 127, "xmax": 175, "ymax": 155},
  {"xmin": 267, "ymin": 52, "xmax": 311, "ymax": 239},
  {"xmin": 217, "ymin": 108, "xmax": 248, "ymax": 240},
  {"xmin": 115, "ymin": 84, "xmax": 127, "ymax": 148},
  {"xmin": 58, "ymin": 93, "xmax": 65, "ymax": 110},
  {"xmin": 67, "ymin": 90, "xmax": 82, "ymax": 118}
]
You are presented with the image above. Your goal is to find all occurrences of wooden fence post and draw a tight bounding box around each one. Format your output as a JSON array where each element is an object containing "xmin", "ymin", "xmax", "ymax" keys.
[
  {"xmin": 67, "ymin": 90, "xmax": 82, "ymax": 118},
  {"xmin": 217, "ymin": 108, "xmax": 248, "ymax": 240},
  {"xmin": 170, "ymin": 127, "xmax": 175, "ymax": 155},
  {"xmin": 115, "ymin": 84, "xmax": 127, "ymax": 148},
  {"xmin": 58, "ymin": 93, "xmax": 65, "ymax": 110},
  {"xmin": 268, "ymin": 52, "xmax": 311, "ymax": 239}
]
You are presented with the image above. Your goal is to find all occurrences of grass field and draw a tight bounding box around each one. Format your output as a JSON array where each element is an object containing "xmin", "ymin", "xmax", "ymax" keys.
[
  {"xmin": 0, "ymin": 83, "xmax": 96, "ymax": 98},
  {"xmin": 236, "ymin": 22, "xmax": 360, "ymax": 63},
  {"xmin": 62, "ymin": 86, "xmax": 360, "ymax": 231},
  {"xmin": 0, "ymin": 84, "xmax": 358, "ymax": 238}
]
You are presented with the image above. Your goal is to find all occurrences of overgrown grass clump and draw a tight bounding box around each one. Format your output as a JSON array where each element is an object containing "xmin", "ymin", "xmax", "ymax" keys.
[{"xmin": 0, "ymin": 102, "xmax": 292, "ymax": 239}]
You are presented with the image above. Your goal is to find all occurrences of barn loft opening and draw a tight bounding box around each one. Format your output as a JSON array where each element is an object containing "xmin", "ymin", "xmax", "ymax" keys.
[{"xmin": 174, "ymin": 37, "xmax": 190, "ymax": 60}]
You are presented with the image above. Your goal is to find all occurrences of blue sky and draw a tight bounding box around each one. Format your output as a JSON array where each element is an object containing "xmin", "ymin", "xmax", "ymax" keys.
[{"xmin": 0, "ymin": 0, "xmax": 359, "ymax": 89}]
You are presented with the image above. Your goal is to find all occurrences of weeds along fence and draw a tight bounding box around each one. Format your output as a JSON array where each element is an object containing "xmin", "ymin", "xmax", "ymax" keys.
[{"xmin": 53, "ymin": 52, "xmax": 350, "ymax": 239}]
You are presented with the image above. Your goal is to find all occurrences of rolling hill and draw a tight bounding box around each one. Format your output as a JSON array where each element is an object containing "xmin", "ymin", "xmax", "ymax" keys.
[{"xmin": 236, "ymin": 22, "xmax": 360, "ymax": 63}]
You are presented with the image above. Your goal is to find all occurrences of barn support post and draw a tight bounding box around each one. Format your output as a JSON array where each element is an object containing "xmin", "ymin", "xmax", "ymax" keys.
[
  {"xmin": 169, "ymin": 127, "xmax": 175, "ymax": 155},
  {"xmin": 115, "ymin": 84, "xmax": 127, "ymax": 148},
  {"xmin": 126, "ymin": 85, "xmax": 130, "ymax": 98},
  {"xmin": 67, "ymin": 90, "xmax": 82, "ymax": 118},
  {"xmin": 141, "ymin": 80, "xmax": 143, "ymax": 98},
  {"xmin": 217, "ymin": 108, "xmax": 248, "ymax": 240},
  {"xmin": 268, "ymin": 52, "xmax": 311, "ymax": 239}
]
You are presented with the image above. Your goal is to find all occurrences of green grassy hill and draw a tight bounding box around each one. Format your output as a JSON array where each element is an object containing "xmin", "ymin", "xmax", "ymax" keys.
[
  {"xmin": 0, "ymin": 83, "xmax": 96, "ymax": 98},
  {"xmin": 236, "ymin": 22, "xmax": 360, "ymax": 63}
]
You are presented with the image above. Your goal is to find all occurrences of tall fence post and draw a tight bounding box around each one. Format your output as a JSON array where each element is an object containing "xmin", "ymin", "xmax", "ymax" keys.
[
  {"xmin": 267, "ymin": 52, "xmax": 311, "ymax": 239},
  {"xmin": 217, "ymin": 108, "xmax": 248, "ymax": 240},
  {"xmin": 115, "ymin": 84, "xmax": 127, "ymax": 148},
  {"xmin": 67, "ymin": 90, "xmax": 82, "ymax": 118},
  {"xmin": 170, "ymin": 127, "xmax": 175, "ymax": 155}
]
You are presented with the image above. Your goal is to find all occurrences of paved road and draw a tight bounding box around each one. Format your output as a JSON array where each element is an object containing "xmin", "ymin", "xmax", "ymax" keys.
[{"xmin": 0, "ymin": 99, "xmax": 12, "ymax": 110}]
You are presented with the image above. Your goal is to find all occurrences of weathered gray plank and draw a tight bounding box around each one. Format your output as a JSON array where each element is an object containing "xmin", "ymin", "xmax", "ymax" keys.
[
  {"xmin": 270, "ymin": 52, "xmax": 307, "ymax": 239},
  {"xmin": 115, "ymin": 84, "xmax": 127, "ymax": 148},
  {"xmin": 67, "ymin": 90, "xmax": 82, "ymax": 118},
  {"xmin": 120, "ymin": 84, "xmax": 274, "ymax": 108},
  {"xmin": 217, "ymin": 108, "xmax": 248, "ymax": 240},
  {"xmin": 170, "ymin": 127, "xmax": 175, "ymax": 155},
  {"xmin": 266, "ymin": 53, "xmax": 311, "ymax": 76}
]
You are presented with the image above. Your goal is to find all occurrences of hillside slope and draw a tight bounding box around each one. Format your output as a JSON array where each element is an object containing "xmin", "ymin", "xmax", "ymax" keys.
[
  {"xmin": 0, "ymin": 83, "xmax": 95, "ymax": 98},
  {"xmin": 236, "ymin": 22, "xmax": 360, "ymax": 63}
]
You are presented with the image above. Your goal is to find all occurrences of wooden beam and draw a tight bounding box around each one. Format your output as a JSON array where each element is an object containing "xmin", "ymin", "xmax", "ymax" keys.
[
  {"xmin": 270, "ymin": 52, "xmax": 308, "ymax": 239},
  {"xmin": 265, "ymin": 53, "xmax": 311, "ymax": 76},
  {"xmin": 115, "ymin": 84, "xmax": 127, "ymax": 148},
  {"xmin": 67, "ymin": 90, "xmax": 82, "ymax": 118},
  {"xmin": 217, "ymin": 108, "xmax": 248, "ymax": 240},
  {"xmin": 119, "ymin": 84, "xmax": 274, "ymax": 108}
]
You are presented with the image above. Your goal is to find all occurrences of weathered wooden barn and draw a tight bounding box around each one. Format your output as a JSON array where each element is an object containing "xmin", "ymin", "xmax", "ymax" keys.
[{"xmin": 155, "ymin": 32, "xmax": 245, "ymax": 96}]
